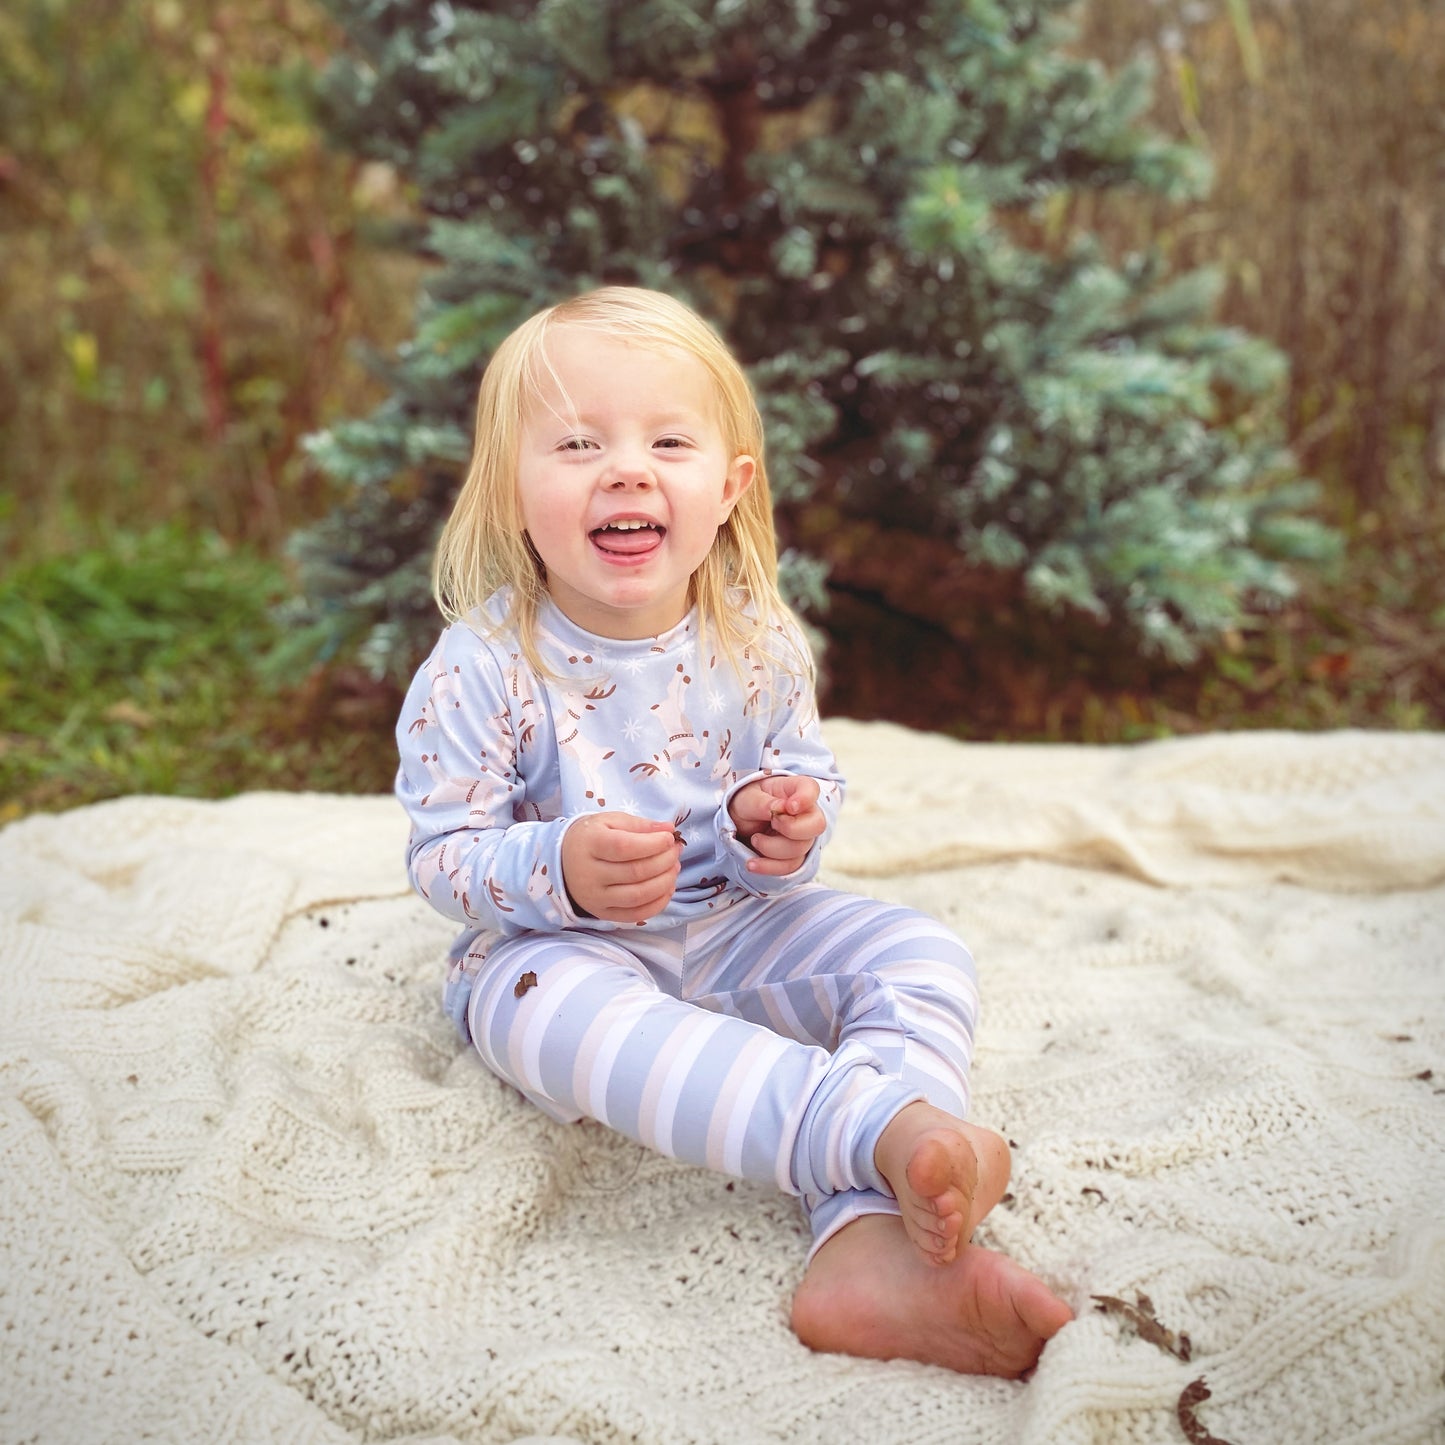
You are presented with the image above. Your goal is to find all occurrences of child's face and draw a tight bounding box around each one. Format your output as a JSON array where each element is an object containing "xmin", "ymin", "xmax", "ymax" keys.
[{"xmin": 516, "ymin": 325, "xmax": 754, "ymax": 639}]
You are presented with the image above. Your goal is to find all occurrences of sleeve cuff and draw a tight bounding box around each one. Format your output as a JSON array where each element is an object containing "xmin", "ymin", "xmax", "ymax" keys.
[
  {"xmin": 715, "ymin": 771, "xmax": 823, "ymax": 895},
  {"xmin": 476, "ymin": 816, "xmax": 586, "ymax": 933}
]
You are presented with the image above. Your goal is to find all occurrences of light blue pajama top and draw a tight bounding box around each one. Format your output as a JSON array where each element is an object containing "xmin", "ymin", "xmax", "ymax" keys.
[{"xmin": 394, "ymin": 588, "xmax": 845, "ymax": 1037}]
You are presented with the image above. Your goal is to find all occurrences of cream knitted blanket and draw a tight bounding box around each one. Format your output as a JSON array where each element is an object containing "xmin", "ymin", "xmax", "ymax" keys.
[{"xmin": 2, "ymin": 722, "xmax": 1443, "ymax": 1445}]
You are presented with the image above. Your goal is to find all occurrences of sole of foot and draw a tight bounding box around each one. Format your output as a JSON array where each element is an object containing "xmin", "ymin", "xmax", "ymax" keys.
[
  {"xmin": 792, "ymin": 1213, "xmax": 1073, "ymax": 1378},
  {"xmin": 875, "ymin": 1103, "xmax": 1011, "ymax": 1265}
]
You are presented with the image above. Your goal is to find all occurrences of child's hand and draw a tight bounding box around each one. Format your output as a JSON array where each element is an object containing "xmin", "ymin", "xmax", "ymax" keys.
[
  {"xmin": 728, "ymin": 774, "xmax": 826, "ymax": 876},
  {"xmin": 561, "ymin": 813, "xmax": 683, "ymax": 923}
]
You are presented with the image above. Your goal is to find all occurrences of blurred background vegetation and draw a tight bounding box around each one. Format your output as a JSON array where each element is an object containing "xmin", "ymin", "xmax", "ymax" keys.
[{"xmin": 2, "ymin": 0, "xmax": 1441, "ymax": 819}]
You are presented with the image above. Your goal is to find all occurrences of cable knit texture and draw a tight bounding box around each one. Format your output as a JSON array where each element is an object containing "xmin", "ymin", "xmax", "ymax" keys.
[{"xmin": 2, "ymin": 722, "xmax": 1443, "ymax": 1445}]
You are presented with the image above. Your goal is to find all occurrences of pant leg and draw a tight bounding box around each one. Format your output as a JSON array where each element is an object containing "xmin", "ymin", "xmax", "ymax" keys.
[
  {"xmin": 677, "ymin": 886, "xmax": 980, "ymax": 1252},
  {"xmin": 464, "ymin": 926, "xmax": 922, "ymax": 1198}
]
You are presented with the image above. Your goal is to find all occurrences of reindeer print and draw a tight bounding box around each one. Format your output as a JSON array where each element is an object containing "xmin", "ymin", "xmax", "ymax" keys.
[
  {"xmin": 693, "ymin": 875, "xmax": 730, "ymax": 906},
  {"xmin": 709, "ymin": 728, "xmax": 734, "ymax": 784},
  {"xmin": 486, "ymin": 877, "xmax": 514, "ymax": 915},
  {"xmin": 650, "ymin": 663, "xmax": 705, "ymax": 767},
  {"xmin": 563, "ymin": 733, "xmax": 617, "ymax": 805},
  {"xmin": 450, "ymin": 862, "xmax": 478, "ymax": 922},
  {"xmin": 556, "ymin": 680, "xmax": 618, "ymax": 740},
  {"xmin": 505, "ymin": 654, "xmax": 544, "ymax": 754},
  {"xmin": 411, "ymin": 838, "xmax": 479, "ymax": 923},
  {"xmin": 432, "ymin": 660, "xmax": 464, "ymax": 710},
  {"xmin": 406, "ymin": 659, "xmax": 464, "ymax": 736},
  {"xmin": 738, "ymin": 647, "xmax": 769, "ymax": 717},
  {"xmin": 526, "ymin": 863, "xmax": 559, "ymax": 912},
  {"xmin": 418, "ymin": 753, "xmax": 515, "ymax": 815},
  {"xmin": 556, "ymin": 679, "xmax": 619, "ymax": 807},
  {"xmin": 483, "ymin": 707, "xmax": 518, "ymax": 763}
]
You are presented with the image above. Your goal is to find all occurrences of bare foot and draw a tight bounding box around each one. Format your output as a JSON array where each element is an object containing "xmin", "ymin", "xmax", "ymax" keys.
[
  {"xmin": 791, "ymin": 1213, "xmax": 1073, "ymax": 1377},
  {"xmin": 873, "ymin": 1101, "xmax": 1010, "ymax": 1264}
]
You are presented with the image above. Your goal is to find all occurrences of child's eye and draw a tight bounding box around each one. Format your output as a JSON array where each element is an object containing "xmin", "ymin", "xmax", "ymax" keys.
[
  {"xmin": 559, "ymin": 437, "xmax": 597, "ymax": 452},
  {"xmin": 654, "ymin": 436, "xmax": 690, "ymax": 450}
]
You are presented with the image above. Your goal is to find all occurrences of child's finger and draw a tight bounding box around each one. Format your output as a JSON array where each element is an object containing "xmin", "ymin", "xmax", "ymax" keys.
[
  {"xmin": 627, "ymin": 846, "xmax": 684, "ymax": 883},
  {"xmin": 607, "ymin": 813, "xmax": 681, "ymax": 836},
  {"xmin": 761, "ymin": 775, "xmax": 818, "ymax": 816},
  {"xmin": 756, "ymin": 773, "xmax": 797, "ymax": 802},
  {"xmin": 771, "ymin": 808, "xmax": 825, "ymax": 841},
  {"xmin": 745, "ymin": 830, "xmax": 807, "ymax": 861},
  {"xmin": 744, "ymin": 852, "xmax": 805, "ymax": 877},
  {"xmin": 597, "ymin": 880, "xmax": 672, "ymax": 918},
  {"xmin": 595, "ymin": 867, "xmax": 679, "ymax": 921},
  {"xmin": 785, "ymin": 776, "xmax": 819, "ymax": 809},
  {"xmin": 593, "ymin": 818, "xmax": 680, "ymax": 862},
  {"xmin": 729, "ymin": 784, "xmax": 776, "ymax": 823}
]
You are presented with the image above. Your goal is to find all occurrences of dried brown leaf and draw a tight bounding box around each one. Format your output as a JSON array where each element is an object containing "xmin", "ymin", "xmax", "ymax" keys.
[
  {"xmin": 1092, "ymin": 1293, "xmax": 1193, "ymax": 1361},
  {"xmin": 514, "ymin": 971, "xmax": 538, "ymax": 998},
  {"xmin": 1177, "ymin": 1377, "xmax": 1234, "ymax": 1445}
]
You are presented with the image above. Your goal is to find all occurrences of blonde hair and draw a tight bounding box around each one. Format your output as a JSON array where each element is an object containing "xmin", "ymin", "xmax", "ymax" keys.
[{"xmin": 433, "ymin": 286, "xmax": 805, "ymax": 679}]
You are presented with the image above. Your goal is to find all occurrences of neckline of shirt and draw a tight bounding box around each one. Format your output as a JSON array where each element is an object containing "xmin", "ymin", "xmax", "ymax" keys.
[{"xmin": 537, "ymin": 596, "xmax": 696, "ymax": 659}]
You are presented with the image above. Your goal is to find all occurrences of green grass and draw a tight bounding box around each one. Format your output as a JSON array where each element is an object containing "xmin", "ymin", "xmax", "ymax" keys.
[{"xmin": 0, "ymin": 526, "xmax": 398, "ymax": 819}]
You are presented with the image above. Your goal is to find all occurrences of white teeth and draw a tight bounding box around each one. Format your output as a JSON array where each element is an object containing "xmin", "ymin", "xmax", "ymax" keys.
[{"xmin": 604, "ymin": 520, "xmax": 654, "ymax": 531}]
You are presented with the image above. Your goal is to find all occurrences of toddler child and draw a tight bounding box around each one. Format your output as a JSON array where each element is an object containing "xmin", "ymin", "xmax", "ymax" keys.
[{"xmin": 395, "ymin": 286, "xmax": 1072, "ymax": 1375}]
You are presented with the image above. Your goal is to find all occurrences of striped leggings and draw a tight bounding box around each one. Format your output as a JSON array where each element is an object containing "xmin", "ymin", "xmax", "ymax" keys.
[{"xmin": 464, "ymin": 884, "xmax": 979, "ymax": 1250}]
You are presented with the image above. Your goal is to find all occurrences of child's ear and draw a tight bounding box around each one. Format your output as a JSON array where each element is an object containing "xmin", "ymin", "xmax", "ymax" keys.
[{"xmin": 720, "ymin": 454, "xmax": 755, "ymax": 520}]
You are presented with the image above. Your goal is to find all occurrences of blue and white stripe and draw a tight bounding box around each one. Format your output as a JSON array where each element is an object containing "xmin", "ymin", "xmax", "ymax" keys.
[{"xmin": 463, "ymin": 884, "xmax": 979, "ymax": 1250}]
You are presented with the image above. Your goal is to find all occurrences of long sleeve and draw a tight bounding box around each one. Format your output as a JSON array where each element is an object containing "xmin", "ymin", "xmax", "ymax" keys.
[
  {"xmin": 714, "ymin": 625, "xmax": 845, "ymax": 896},
  {"xmin": 395, "ymin": 626, "xmax": 579, "ymax": 935}
]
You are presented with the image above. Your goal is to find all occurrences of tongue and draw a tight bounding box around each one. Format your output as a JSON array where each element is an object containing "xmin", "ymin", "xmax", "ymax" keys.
[{"xmin": 594, "ymin": 527, "xmax": 660, "ymax": 556}]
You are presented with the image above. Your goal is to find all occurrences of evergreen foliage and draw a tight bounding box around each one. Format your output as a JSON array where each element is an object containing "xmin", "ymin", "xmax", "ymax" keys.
[{"xmin": 291, "ymin": 0, "xmax": 1337, "ymax": 684}]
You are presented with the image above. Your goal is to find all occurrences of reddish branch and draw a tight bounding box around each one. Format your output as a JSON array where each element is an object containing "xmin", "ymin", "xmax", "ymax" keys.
[{"xmin": 198, "ymin": 40, "xmax": 230, "ymax": 451}]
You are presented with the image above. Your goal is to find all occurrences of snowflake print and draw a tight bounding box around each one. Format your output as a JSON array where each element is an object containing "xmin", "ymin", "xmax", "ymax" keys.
[
  {"xmin": 620, "ymin": 655, "xmax": 646, "ymax": 677},
  {"xmin": 622, "ymin": 716, "xmax": 645, "ymax": 742},
  {"xmin": 706, "ymin": 687, "xmax": 727, "ymax": 714}
]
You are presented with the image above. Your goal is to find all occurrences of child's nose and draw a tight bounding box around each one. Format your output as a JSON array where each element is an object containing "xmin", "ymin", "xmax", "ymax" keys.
[{"xmin": 602, "ymin": 447, "xmax": 655, "ymax": 488}]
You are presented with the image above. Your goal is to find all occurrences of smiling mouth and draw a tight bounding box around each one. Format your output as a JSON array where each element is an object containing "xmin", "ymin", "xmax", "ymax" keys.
[{"xmin": 591, "ymin": 522, "xmax": 665, "ymax": 557}]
